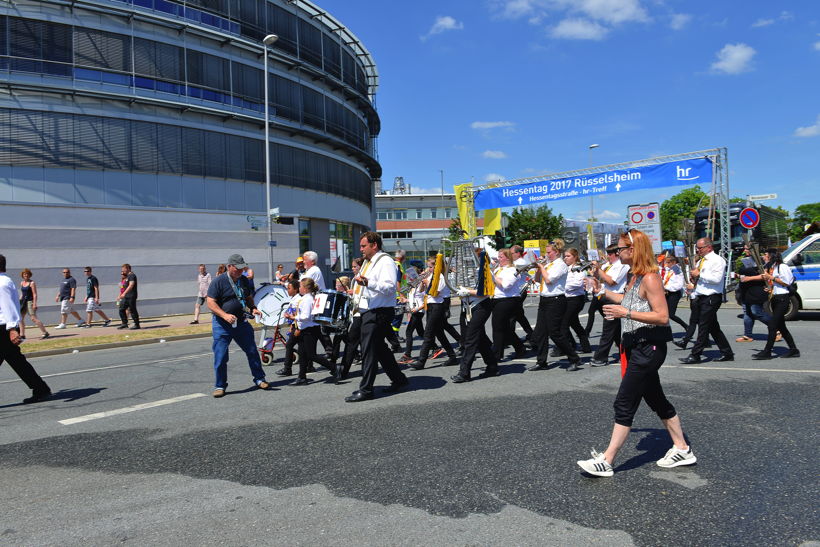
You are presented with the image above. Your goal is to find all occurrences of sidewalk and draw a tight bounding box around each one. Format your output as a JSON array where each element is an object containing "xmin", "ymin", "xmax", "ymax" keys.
[{"xmin": 20, "ymin": 313, "xmax": 220, "ymax": 357}]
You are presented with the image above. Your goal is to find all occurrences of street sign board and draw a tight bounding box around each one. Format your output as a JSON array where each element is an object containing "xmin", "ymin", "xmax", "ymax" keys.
[
  {"xmin": 748, "ymin": 193, "xmax": 777, "ymax": 201},
  {"xmin": 268, "ymin": 240, "xmax": 277, "ymax": 247},
  {"xmin": 627, "ymin": 202, "xmax": 662, "ymax": 253},
  {"xmin": 739, "ymin": 208, "xmax": 760, "ymax": 229}
]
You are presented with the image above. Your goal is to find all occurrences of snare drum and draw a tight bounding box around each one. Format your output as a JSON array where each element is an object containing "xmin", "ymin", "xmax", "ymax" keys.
[{"xmin": 312, "ymin": 290, "xmax": 350, "ymax": 330}]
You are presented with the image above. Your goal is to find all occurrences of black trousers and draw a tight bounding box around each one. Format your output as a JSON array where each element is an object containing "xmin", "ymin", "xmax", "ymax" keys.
[
  {"xmin": 404, "ymin": 311, "xmax": 425, "ymax": 355},
  {"xmin": 359, "ymin": 307, "xmax": 407, "ymax": 393},
  {"xmin": 681, "ymin": 295, "xmax": 700, "ymax": 343},
  {"xmin": 511, "ymin": 292, "xmax": 533, "ymax": 337},
  {"xmin": 584, "ymin": 296, "xmax": 605, "ymax": 334},
  {"xmin": 593, "ymin": 315, "xmax": 621, "ymax": 363},
  {"xmin": 0, "ymin": 324, "xmax": 50, "ymax": 395},
  {"xmin": 458, "ymin": 298, "xmax": 497, "ymax": 378},
  {"xmin": 491, "ymin": 297, "xmax": 525, "ymax": 360},
  {"xmin": 534, "ymin": 295, "xmax": 579, "ymax": 365},
  {"xmin": 417, "ymin": 303, "xmax": 457, "ymax": 364},
  {"xmin": 340, "ymin": 316, "xmax": 362, "ymax": 377},
  {"xmin": 763, "ymin": 294, "xmax": 797, "ymax": 352},
  {"xmin": 665, "ymin": 291, "xmax": 688, "ymax": 330},
  {"xmin": 296, "ymin": 326, "xmax": 335, "ymax": 379},
  {"xmin": 283, "ymin": 328, "xmax": 298, "ymax": 371},
  {"xmin": 119, "ymin": 295, "xmax": 139, "ymax": 326},
  {"xmin": 690, "ymin": 294, "xmax": 732, "ymax": 357},
  {"xmin": 613, "ymin": 342, "xmax": 676, "ymax": 427},
  {"xmin": 562, "ymin": 295, "xmax": 591, "ymax": 352}
]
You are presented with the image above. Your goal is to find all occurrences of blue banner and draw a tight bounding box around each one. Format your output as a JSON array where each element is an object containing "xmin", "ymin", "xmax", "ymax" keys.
[{"xmin": 473, "ymin": 157, "xmax": 713, "ymax": 210}]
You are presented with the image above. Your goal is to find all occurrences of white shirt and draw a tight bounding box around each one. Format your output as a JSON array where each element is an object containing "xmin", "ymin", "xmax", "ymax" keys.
[
  {"xmin": 564, "ymin": 269, "xmax": 587, "ymax": 297},
  {"xmin": 493, "ymin": 266, "xmax": 520, "ymax": 298},
  {"xmin": 0, "ymin": 273, "xmax": 21, "ymax": 328},
  {"xmin": 425, "ymin": 273, "xmax": 450, "ymax": 304},
  {"xmin": 603, "ymin": 260, "xmax": 629, "ymax": 294},
  {"xmin": 693, "ymin": 251, "xmax": 725, "ymax": 297},
  {"xmin": 356, "ymin": 251, "xmax": 397, "ymax": 311},
  {"xmin": 770, "ymin": 263, "xmax": 794, "ymax": 295},
  {"xmin": 539, "ymin": 258, "xmax": 569, "ymax": 297},
  {"xmin": 301, "ymin": 265, "xmax": 326, "ymax": 291},
  {"xmin": 409, "ymin": 287, "xmax": 425, "ymax": 312},
  {"xmin": 296, "ymin": 293, "xmax": 317, "ymax": 329},
  {"xmin": 662, "ymin": 266, "xmax": 684, "ymax": 293}
]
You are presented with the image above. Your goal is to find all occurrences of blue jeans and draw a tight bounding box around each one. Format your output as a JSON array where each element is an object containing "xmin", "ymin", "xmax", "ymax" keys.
[
  {"xmin": 212, "ymin": 317, "xmax": 266, "ymax": 390},
  {"xmin": 743, "ymin": 302, "xmax": 771, "ymax": 337}
]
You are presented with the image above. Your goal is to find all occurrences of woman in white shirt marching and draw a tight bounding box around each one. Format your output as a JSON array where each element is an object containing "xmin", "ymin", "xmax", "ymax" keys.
[
  {"xmin": 293, "ymin": 278, "xmax": 338, "ymax": 385},
  {"xmin": 491, "ymin": 248, "xmax": 526, "ymax": 361},
  {"xmin": 755, "ymin": 249, "xmax": 800, "ymax": 360},
  {"xmin": 562, "ymin": 248, "xmax": 592, "ymax": 354}
]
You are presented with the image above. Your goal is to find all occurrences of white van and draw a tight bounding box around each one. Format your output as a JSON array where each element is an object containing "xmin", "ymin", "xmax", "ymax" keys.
[{"xmin": 782, "ymin": 233, "xmax": 820, "ymax": 320}]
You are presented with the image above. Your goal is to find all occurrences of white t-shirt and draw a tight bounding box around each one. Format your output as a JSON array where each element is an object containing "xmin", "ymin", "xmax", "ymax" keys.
[
  {"xmin": 770, "ymin": 263, "xmax": 794, "ymax": 295},
  {"xmin": 692, "ymin": 252, "xmax": 725, "ymax": 297},
  {"xmin": 301, "ymin": 265, "xmax": 326, "ymax": 291},
  {"xmin": 604, "ymin": 260, "xmax": 629, "ymax": 294},
  {"xmin": 493, "ymin": 266, "xmax": 520, "ymax": 298},
  {"xmin": 539, "ymin": 258, "xmax": 568, "ymax": 297},
  {"xmin": 564, "ymin": 269, "xmax": 587, "ymax": 297},
  {"xmin": 356, "ymin": 252, "xmax": 397, "ymax": 311}
]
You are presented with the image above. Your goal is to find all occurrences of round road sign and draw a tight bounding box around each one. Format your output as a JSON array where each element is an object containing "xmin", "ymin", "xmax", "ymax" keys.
[
  {"xmin": 631, "ymin": 212, "xmax": 644, "ymax": 224},
  {"xmin": 739, "ymin": 207, "xmax": 760, "ymax": 229}
]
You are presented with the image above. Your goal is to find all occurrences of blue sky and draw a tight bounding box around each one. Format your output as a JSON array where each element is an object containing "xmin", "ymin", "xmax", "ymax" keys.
[{"xmin": 319, "ymin": 0, "xmax": 819, "ymax": 222}]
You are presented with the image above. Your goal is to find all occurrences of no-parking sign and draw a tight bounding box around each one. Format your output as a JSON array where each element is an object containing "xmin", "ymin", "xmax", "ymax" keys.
[
  {"xmin": 739, "ymin": 207, "xmax": 760, "ymax": 229},
  {"xmin": 627, "ymin": 203, "xmax": 662, "ymax": 253}
]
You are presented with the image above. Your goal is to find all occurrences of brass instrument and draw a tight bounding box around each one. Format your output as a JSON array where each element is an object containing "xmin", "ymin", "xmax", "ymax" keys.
[{"xmin": 571, "ymin": 260, "xmax": 595, "ymax": 273}]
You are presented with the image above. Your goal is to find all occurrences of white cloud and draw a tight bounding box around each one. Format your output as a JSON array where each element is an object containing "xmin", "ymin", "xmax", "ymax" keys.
[
  {"xmin": 751, "ymin": 18, "xmax": 774, "ymax": 28},
  {"xmin": 814, "ymin": 41, "xmax": 820, "ymax": 51},
  {"xmin": 794, "ymin": 115, "xmax": 820, "ymax": 138},
  {"xmin": 670, "ymin": 13, "xmax": 691, "ymax": 30},
  {"xmin": 597, "ymin": 209, "xmax": 622, "ymax": 220},
  {"xmin": 710, "ymin": 43, "xmax": 756, "ymax": 75},
  {"xmin": 493, "ymin": 0, "xmax": 539, "ymax": 19},
  {"xmin": 420, "ymin": 15, "xmax": 464, "ymax": 41},
  {"xmin": 483, "ymin": 150, "xmax": 508, "ymax": 159},
  {"xmin": 751, "ymin": 11, "xmax": 793, "ymax": 28},
  {"xmin": 484, "ymin": 173, "xmax": 507, "ymax": 182},
  {"xmin": 551, "ymin": 18, "xmax": 608, "ymax": 40},
  {"xmin": 574, "ymin": 0, "xmax": 648, "ymax": 25},
  {"xmin": 470, "ymin": 121, "xmax": 516, "ymax": 130}
]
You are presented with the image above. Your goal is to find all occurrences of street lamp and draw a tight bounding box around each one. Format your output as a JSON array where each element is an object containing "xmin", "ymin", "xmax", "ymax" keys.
[
  {"xmin": 588, "ymin": 143, "xmax": 599, "ymax": 222},
  {"xmin": 262, "ymin": 33, "xmax": 278, "ymax": 283}
]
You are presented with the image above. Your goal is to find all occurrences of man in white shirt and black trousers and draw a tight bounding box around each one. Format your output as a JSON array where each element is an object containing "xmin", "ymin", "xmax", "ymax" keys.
[
  {"xmin": 589, "ymin": 244, "xmax": 630, "ymax": 366},
  {"xmin": 0, "ymin": 254, "xmax": 52, "ymax": 404},
  {"xmin": 679, "ymin": 238, "xmax": 734, "ymax": 363},
  {"xmin": 345, "ymin": 232, "xmax": 409, "ymax": 402}
]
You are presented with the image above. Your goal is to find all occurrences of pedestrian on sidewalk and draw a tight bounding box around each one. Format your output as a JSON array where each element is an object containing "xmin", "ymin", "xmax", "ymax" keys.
[
  {"xmin": 1, "ymin": 255, "xmax": 52, "ymax": 404},
  {"xmin": 191, "ymin": 264, "xmax": 211, "ymax": 324},
  {"xmin": 207, "ymin": 254, "xmax": 270, "ymax": 398},
  {"xmin": 18, "ymin": 269, "xmax": 49, "ymax": 339},
  {"xmin": 83, "ymin": 267, "xmax": 112, "ymax": 328},
  {"xmin": 55, "ymin": 268, "xmax": 86, "ymax": 329},
  {"xmin": 117, "ymin": 264, "xmax": 140, "ymax": 330}
]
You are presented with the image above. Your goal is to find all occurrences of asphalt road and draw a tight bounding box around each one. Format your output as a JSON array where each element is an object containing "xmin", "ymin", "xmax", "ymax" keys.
[{"xmin": 1, "ymin": 306, "xmax": 818, "ymax": 546}]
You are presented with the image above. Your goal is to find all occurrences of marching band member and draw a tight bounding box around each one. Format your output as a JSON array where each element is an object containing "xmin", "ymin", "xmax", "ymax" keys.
[
  {"xmin": 345, "ymin": 232, "xmax": 409, "ymax": 402},
  {"xmin": 490, "ymin": 249, "xmax": 527, "ymax": 362},
  {"xmin": 510, "ymin": 245, "xmax": 535, "ymax": 344},
  {"xmin": 755, "ymin": 249, "xmax": 800, "ymax": 360},
  {"xmin": 561, "ymin": 248, "xmax": 592, "ymax": 354},
  {"xmin": 291, "ymin": 278, "xmax": 338, "ymax": 386},
  {"xmin": 531, "ymin": 240, "xmax": 582, "ymax": 371},
  {"xmin": 679, "ymin": 238, "xmax": 734, "ymax": 364},
  {"xmin": 275, "ymin": 278, "xmax": 302, "ymax": 377},
  {"xmin": 398, "ymin": 277, "xmax": 426, "ymax": 365},
  {"xmin": 450, "ymin": 249, "xmax": 498, "ymax": 383},
  {"xmin": 589, "ymin": 244, "xmax": 629, "ymax": 367},
  {"xmin": 408, "ymin": 254, "xmax": 458, "ymax": 370},
  {"xmin": 330, "ymin": 276, "xmax": 352, "ymax": 364},
  {"xmin": 662, "ymin": 256, "xmax": 689, "ymax": 332},
  {"xmin": 339, "ymin": 258, "xmax": 364, "ymax": 380}
]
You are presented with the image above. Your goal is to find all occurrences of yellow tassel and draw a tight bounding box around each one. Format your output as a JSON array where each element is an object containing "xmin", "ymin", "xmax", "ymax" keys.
[
  {"xmin": 428, "ymin": 253, "xmax": 443, "ymax": 298},
  {"xmin": 483, "ymin": 256, "xmax": 495, "ymax": 297}
]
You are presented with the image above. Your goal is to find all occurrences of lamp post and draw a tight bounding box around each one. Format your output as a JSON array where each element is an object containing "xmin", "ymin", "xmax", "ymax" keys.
[
  {"xmin": 440, "ymin": 169, "xmax": 446, "ymax": 241},
  {"xmin": 262, "ymin": 33, "xmax": 278, "ymax": 283},
  {"xmin": 588, "ymin": 143, "xmax": 599, "ymax": 222}
]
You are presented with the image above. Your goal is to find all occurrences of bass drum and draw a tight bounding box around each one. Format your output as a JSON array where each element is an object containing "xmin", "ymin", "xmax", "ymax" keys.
[
  {"xmin": 312, "ymin": 290, "xmax": 351, "ymax": 331},
  {"xmin": 254, "ymin": 283, "xmax": 290, "ymax": 327}
]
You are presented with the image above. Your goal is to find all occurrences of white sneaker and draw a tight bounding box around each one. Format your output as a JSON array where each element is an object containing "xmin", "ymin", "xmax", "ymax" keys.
[
  {"xmin": 657, "ymin": 446, "xmax": 697, "ymax": 468},
  {"xmin": 55, "ymin": 323, "xmax": 66, "ymax": 329},
  {"xmin": 577, "ymin": 449, "xmax": 613, "ymax": 477},
  {"xmin": 76, "ymin": 321, "xmax": 87, "ymax": 328}
]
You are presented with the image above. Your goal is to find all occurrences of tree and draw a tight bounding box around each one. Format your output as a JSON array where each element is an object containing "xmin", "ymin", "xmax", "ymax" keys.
[
  {"xmin": 789, "ymin": 202, "xmax": 820, "ymax": 240},
  {"xmin": 505, "ymin": 206, "xmax": 563, "ymax": 248},
  {"xmin": 659, "ymin": 185, "xmax": 708, "ymax": 241}
]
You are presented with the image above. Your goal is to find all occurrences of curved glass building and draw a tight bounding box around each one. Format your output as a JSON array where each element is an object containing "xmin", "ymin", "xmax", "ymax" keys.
[{"xmin": 0, "ymin": 0, "xmax": 380, "ymax": 319}]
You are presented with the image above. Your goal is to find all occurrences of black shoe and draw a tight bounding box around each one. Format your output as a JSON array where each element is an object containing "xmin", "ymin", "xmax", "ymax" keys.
[
  {"xmin": 714, "ymin": 354, "xmax": 734, "ymax": 362},
  {"xmin": 527, "ymin": 363, "xmax": 548, "ymax": 371},
  {"xmin": 275, "ymin": 368, "xmax": 293, "ymax": 377},
  {"xmin": 450, "ymin": 374, "xmax": 470, "ymax": 383},
  {"xmin": 382, "ymin": 377, "xmax": 409, "ymax": 393},
  {"xmin": 477, "ymin": 367, "xmax": 500, "ymax": 379},
  {"xmin": 408, "ymin": 360, "xmax": 425, "ymax": 370},
  {"xmin": 566, "ymin": 361, "xmax": 581, "ymax": 372},
  {"xmin": 782, "ymin": 349, "xmax": 801, "ymax": 358},
  {"xmin": 23, "ymin": 390, "xmax": 52, "ymax": 404},
  {"xmin": 514, "ymin": 349, "xmax": 529, "ymax": 359},
  {"xmin": 678, "ymin": 355, "xmax": 702, "ymax": 364},
  {"xmin": 673, "ymin": 340, "xmax": 687, "ymax": 349},
  {"xmin": 442, "ymin": 357, "xmax": 459, "ymax": 367},
  {"xmin": 589, "ymin": 359, "xmax": 608, "ymax": 367},
  {"xmin": 333, "ymin": 366, "xmax": 342, "ymax": 384},
  {"xmin": 129, "ymin": 325, "xmax": 141, "ymax": 330},
  {"xmin": 751, "ymin": 351, "xmax": 772, "ymax": 360},
  {"xmin": 291, "ymin": 378, "xmax": 310, "ymax": 386},
  {"xmin": 345, "ymin": 390, "xmax": 373, "ymax": 402},
  {"xmin": 306, "ymin": 365, "xmax": 317, "ymax": 373},
  {"xmin": 117, "ymin": 324, "xmax": 129, "ymax": 330}
]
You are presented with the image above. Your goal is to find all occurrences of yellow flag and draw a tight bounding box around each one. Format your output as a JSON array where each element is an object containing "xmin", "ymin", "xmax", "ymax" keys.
[
  {"xmin": 483, "ymin": 207, "xmax": 502, "ymax": 235},
  {"xmin": 453, "ymin": 183, "xmax": 476, "ymax": 239}
]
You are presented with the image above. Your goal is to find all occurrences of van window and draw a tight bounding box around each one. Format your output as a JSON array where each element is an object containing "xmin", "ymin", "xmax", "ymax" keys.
[{"xmin": 801, "ymin": 240, "xmax": 820, "ymax": 265}]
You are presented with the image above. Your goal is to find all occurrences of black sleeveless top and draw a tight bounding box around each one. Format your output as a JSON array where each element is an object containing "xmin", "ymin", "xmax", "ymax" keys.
[{"xmin": 20, "ymin": 282, "xmax": 33, "ymax": 302}]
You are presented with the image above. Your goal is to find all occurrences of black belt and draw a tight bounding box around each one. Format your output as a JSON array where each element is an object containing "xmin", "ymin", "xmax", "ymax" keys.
[{"xmin": 540, "ymin": 294, "xmax": 565, "ymax": 300}]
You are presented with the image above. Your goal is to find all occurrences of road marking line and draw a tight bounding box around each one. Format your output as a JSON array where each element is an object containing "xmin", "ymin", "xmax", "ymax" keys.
[
  {"xmin": 499, "ymin": 358, "xmax": 819, "ymax": 374},
  {"xmin": 59, "ymin": 393, "xmax": 207, "ymax": 425}
]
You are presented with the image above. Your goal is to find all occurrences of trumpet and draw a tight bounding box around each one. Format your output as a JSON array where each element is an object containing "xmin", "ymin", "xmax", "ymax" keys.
[{"xmin": 571, "ymin": 260, "xmax": 595, "ymax": 273}]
